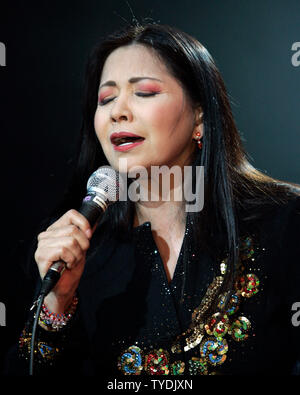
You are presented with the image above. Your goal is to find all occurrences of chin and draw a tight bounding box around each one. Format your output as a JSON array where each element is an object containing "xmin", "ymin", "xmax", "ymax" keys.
[{"xmin": 109, "ymin": 156, "xmax": 145, "ymax": 175}]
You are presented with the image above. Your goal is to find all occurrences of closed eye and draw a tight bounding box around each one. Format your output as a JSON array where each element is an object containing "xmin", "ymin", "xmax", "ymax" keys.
[
  {"xmin": 98, "ymin": 92, "xmax": 158, "ymax": 106},
  {"xmin": 98, "ymin": 97, "xmax": 114, "ymax": 106},
  {"xmin": 135, "ymin": 92, "xmax": 159, "ymax": 97}
]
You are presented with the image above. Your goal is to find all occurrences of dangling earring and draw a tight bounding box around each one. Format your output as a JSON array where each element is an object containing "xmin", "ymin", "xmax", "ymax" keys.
[{"xmin": 194, "ymin": 132, "xmax": 203, "ymax": 149}]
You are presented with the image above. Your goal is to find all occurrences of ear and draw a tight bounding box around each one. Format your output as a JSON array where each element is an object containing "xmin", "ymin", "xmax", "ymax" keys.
[{"xmin": 192, "ymin": 106, "xmax": 204, "ymax": 139}]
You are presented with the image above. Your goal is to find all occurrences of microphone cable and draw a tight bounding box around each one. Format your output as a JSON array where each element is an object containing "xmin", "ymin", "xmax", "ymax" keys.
[
  {"xmin": 28, "ymin": 166, "xmax": 124, "ymax": 375},
  {"xmin": 29, "ymin": 293, "xmax": 44, "ymax": 376}
]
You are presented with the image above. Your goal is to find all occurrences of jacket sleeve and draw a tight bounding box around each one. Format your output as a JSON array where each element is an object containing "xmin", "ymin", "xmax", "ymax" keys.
[
  {"xmin": 4, "ymin": 294, "xmax": 90, "ymax": 376},
  {"xmin": 3, "ymin": 218, "xmax": 112, "ymax": 376}
]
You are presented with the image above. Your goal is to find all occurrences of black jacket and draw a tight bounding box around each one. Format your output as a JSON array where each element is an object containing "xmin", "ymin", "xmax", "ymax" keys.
[{"xmin": 4, "ymin": 196, "xmax": 300, "ymax": 376}]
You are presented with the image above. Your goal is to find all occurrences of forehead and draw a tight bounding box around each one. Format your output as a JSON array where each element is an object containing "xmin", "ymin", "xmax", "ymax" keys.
[{"xmin": 100, "ymin": 44, "xmax": 170, "ymax": 83}]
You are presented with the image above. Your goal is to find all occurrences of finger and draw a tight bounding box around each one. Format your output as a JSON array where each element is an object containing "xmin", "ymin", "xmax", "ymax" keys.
[
  {"xmin": 35, "ymin": 245, "xmax": 78, "ymax": 276},
  {"xmin": 46, "ymin": 209, "xmax": 92, "ymax": 238},
  {"xmin": 38, "ymin": 225, "xmax": 90, "ymax": 251},
  {"xmin": 38, "ymin": 236, "xmax": 85, "ymax": 261}
]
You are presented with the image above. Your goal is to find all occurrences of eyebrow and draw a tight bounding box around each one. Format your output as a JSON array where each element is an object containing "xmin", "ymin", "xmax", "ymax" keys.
[{"xmin": 99, "ymin": 76, "xmax": 163, "ymax": 90}]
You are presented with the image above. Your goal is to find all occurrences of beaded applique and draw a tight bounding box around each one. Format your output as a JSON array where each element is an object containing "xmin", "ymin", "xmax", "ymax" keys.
[
  {"xmin": 18, "ymin": 328, "xmax": 61, "ymax": 364},
  {"xmin": 18, "ymin": 297, "xmax": 77, "ymax": 367},
  {"xmin": 118, "ymin": 235, "xmax": 265, "ymax": 375}
]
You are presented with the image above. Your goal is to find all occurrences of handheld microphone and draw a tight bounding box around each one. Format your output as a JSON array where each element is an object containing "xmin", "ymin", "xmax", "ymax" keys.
[{"xmin": 38, "ymin": 166, "xmax": 124, "ymax": 298}]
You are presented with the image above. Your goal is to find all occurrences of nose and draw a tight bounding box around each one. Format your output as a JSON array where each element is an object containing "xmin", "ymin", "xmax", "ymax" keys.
[{"xmin": 110, "ymin": 94, "xmax": 133, "ymax": 123}]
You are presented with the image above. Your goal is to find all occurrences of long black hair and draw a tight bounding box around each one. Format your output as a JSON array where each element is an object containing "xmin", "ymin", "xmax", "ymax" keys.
[{"xmin": 44, "ymin": 22, "xmax": 300, "ymax": 317}]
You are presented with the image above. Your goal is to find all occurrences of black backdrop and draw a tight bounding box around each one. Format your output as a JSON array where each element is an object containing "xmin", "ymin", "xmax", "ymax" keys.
[{"xmin": 0, "ymin": 0, "xmax": 299, "ymax": 373}]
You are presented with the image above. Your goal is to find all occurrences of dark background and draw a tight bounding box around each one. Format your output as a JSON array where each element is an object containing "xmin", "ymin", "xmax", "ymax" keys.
[{"xmin": 0, "ymin": 0, "xmax": 299, "ymax": 372}]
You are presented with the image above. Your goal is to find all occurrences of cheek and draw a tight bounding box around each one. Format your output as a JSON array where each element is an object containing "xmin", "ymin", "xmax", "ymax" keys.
[
  {"xmin": 94, "ymin": 110, "xmax": 106, "ymax": 143},
  {"xmin": 147, "ymin": 100, "xmax": 192, "ymax": 141},
  {"xmin": 144, "ymin": 100, "xmax": 182, "ymax": 133},
  {"xmin": 144, "ymin": 108, "xmax": 166, "ymax": 130}
]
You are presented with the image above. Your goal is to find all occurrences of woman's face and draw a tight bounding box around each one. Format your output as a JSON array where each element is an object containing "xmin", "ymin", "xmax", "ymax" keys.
[{"xmin": 94, "ymin": 44, "xmax": 202, "ymax": 174}]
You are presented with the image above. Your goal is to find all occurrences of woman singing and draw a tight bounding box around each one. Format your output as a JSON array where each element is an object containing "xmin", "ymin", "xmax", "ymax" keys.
[{"xmin": 6, "ymin": 22, "xmax": 300, "ymax": 376}]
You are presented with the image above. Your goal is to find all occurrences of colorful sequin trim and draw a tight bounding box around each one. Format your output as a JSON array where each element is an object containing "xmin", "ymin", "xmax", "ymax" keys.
[
  {"xmin": 18, "ymin": 328, "xmax": 60, "ymax": 364},
  {"xmin": 118, "ymin": 235, "xmax": 265, "ymax": 375}
]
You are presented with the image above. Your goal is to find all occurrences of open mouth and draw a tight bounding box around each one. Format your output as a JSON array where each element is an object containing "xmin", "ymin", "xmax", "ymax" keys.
[{"xmin": 111, "ymin": 136, "xmax": 145, "ymax": 147}]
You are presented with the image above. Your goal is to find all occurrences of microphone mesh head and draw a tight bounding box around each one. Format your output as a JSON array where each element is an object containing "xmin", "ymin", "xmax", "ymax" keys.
[{"xmin": 86, "ymin": 166, "xmax": 125, "ymax": 203}]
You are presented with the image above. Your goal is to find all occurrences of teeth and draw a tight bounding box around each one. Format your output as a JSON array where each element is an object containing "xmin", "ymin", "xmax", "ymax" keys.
[
  {"xmin": 114, "ymin": 137, "xmax": 144, "ymax": 146},
  {"xmin": 118, "ymin": 138, "xmax": 129, "ymax": 144},
  {"xmin": 119, "ymin": 142, "xmax": 134, "ymax": 146}
]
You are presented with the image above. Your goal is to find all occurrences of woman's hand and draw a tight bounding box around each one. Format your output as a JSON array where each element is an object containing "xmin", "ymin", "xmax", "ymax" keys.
[{"xmin": 34, "ymin": 209, "xmax": 92, "ymax": 313}]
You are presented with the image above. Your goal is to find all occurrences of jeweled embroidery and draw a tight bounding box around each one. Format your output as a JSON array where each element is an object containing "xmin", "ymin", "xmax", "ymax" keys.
[
  {"xmin": 118, "ymin": 346, "xmax": 143, "ymax": 375},
  {"xmin": 144, "ymin": 349, "xmax": 170, "ymax": 375},
  {"xmin": 118, "ymin": 234, "xmax": 264, "ymax": 375},
  {"xmin": 18, "ymin": 328, "xmax": 60, "ymax": 363}
]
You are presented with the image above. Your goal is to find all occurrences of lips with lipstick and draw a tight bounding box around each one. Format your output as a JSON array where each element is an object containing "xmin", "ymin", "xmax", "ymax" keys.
[{"xmin": 110, "ymin": 132, "xmax": 145, "ymax": 152}]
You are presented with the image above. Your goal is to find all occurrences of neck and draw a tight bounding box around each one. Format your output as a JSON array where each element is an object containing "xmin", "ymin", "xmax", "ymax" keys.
[
  {"xmin": 134, "ymin": 200, "xmax": 186, "ymax": 232},
  {"xmin": 132, "ymin": 173, "xmax": 187, "ymax": 231}
]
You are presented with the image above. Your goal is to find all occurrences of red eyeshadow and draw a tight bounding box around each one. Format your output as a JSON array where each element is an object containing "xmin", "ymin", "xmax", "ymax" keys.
[
  {"xmin": 137, "ymin": 82, "xmax": 161, "ymax": 92},
  {"xmin": 98, "ymin": 88, "xmax": 113, "ymax": 102}
]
